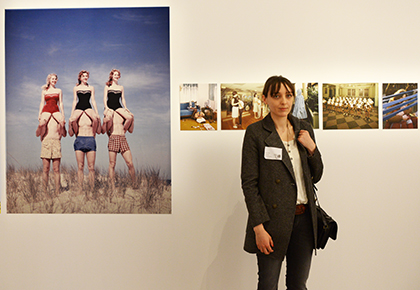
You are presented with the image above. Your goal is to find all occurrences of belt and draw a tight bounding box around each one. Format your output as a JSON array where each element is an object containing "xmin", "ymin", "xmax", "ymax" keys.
[{"xmin": 295, "ymin": 204, "xmax": 308, "ymax": 215}]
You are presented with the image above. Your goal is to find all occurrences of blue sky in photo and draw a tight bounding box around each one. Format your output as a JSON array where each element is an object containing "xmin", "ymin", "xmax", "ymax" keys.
[{"xmin": 5, "ymin": 7, "xmax": 171, "ymax": 177}]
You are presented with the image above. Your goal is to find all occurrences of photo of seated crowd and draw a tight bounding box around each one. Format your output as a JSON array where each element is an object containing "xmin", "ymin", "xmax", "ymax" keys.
[
  {"xmin": 179, "ymin": 84, "xmax": 217, "ymax": 131},
  {"xmin": 323, "ymin": 83, "xmax": 379, "ymax": 129},
  {"xmin": 221, "ymin": 83, "xmax": 265, "ymax": 130},
  {"xmin": 382, "ymin": 83, "xmax": 418, "ymax": 129}
]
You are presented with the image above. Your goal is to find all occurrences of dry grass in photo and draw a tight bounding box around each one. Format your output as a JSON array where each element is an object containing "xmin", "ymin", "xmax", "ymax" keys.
[{"xmin": 6, "ymin": 165, "xmax": 171, "ymax": 214}]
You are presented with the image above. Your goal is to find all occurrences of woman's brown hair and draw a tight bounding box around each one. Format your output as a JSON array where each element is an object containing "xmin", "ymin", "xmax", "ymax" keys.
[
  {"xmin": 77, "ymin": 70, "xmax": 89, "ymax": 86},
  {"xmin": 106, "ymin": 69, "xmax": 121, "ymax": 87},
  {"xmin": 262, "ymin": 75, "xmax": 295, "ymax": 98}
]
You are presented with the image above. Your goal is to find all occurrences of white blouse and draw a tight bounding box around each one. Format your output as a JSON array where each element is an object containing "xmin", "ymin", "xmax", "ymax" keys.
[{"xmin": 282, "ymin": 138, "xmax": 308, "ymax": 205}]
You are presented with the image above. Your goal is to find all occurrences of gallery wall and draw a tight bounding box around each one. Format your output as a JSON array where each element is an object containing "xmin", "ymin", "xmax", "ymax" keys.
[{"xmin": 1, "ymin": 0, "xmax": 420, "ymax": 289}]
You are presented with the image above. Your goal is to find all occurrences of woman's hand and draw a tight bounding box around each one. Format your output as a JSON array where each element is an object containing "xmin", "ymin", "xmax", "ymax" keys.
[
  {"xmin": 298, "ymin": 130, "xmax": 316, "ymax": 156},
  {"xmin": 254, "ymin": 224, "xmax": 274, "ymax": 255}
]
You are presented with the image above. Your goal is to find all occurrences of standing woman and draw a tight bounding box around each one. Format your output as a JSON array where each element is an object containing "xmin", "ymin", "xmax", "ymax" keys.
[
  {"xmin": 69, "ymin": 70, "xmax": 101, "ymax": 136},
  {"xmin": 102, "ymin": 69, "xmax": 134, "ymax": 135},
  {"xmin": 241, "ymin": 75, "xmax": 323, "ymax": 290},
  {"xmin": 36, "ymin": 73, "xmax": 66, "ymax": 139},
  {"xmin": 231, "ymin": 91, "xmax": 240, "ymax": 128}
]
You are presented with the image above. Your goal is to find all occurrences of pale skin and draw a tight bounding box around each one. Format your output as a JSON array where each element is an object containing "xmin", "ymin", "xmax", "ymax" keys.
[
  {"xmin": 108, "ymin": 112, "xmax": 137, "ymax": 189},
  {"xmin": 102, "ymin": 71, "xmax": 134, "ymax": 135},
  {"xmin": 36, "ymin": 75, "xmax": 66, "ymax": 139},
  {"xmin": 75, "ymin": 113, "xmax": 96, "ymax": 193},
  {"xmin": 69, "ymin": 72, "xmax": 101, "ymax": 136},
  {"xmin": 254, "ymin": 83, "xmax": 316, "ymax": 255},
  {"xmin": 41, "ymin": 116, "xmax": 62, "ymax": 195}
]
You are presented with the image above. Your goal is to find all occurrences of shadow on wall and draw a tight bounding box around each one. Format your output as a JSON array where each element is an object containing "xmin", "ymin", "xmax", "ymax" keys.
[{"xmin": 200, "ymin": 202, "xmax": 256, "ymax": 289}]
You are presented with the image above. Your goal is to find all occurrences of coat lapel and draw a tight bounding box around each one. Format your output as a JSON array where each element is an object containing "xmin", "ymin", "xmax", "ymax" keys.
[{"xmin": 262, "ymin": 114, "xmax": 296, "ymax": 180}]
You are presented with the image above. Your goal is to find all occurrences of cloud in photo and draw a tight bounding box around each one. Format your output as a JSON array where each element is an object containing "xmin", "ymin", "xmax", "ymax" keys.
[{"xmin": 5, "ymin": 7, "xmax": 171, "ymax": 176}]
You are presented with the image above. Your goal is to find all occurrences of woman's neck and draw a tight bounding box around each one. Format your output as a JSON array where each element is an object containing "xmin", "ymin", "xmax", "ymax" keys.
[
  {"xmin": 272, "ymin": 114, "xmax": 293, "ymax": 141},
  {"xmin": 272, "ymin": 114, "xmax": 289, "ymax": 130}
]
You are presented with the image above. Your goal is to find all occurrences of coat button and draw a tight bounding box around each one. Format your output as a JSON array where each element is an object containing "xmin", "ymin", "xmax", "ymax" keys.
[
  {"xmin": 272, "ymin": 204, "xmax": 278, "ymax": 209},
  {"xmin": 275, "ymin": 179, "xmax": 281, "ymax": 184}
]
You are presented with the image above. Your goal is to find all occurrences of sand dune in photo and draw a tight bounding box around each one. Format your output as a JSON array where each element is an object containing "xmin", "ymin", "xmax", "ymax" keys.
[{"xmin": 6, "ymin": 165, "xmax": 171, "ymax": 214}]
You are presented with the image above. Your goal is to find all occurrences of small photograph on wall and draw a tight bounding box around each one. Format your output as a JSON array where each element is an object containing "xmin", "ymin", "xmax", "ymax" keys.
[
  {"xmin": 221, "ymin": 83, "xmax": 265, "ymax": 130},
  {"xmin": 382, "ymin": 83, "xmax": 418, "ymax": 129},
  {"xmin": 323, "ymin": 83, "xmax": 379, "ymax": 129},
  {"xmin": 179, "ymin": 84, "xmax": 218, "ymax": 131},
  {"xmin": 5, "ymin": 7, "xmax": 171, "ymax": 214},
  {"xmin": 293, "ymin": 83, "xmax": 319, "ymax": 129}
]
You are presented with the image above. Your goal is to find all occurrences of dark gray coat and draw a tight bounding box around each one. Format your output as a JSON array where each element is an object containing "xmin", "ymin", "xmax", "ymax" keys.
[{"xmin": 241, "ymin": 114, "xmax": 323, "ymax": 259}]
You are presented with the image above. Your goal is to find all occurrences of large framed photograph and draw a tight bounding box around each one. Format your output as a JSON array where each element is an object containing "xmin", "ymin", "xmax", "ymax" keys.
[{"xmin": 5, "ymin": 7, "xmax": 171, "ymax": 213}]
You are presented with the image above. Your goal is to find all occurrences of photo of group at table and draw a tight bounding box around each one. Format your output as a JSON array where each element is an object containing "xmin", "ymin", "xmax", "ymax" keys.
[{"xmin": 179, "ymin": 84, "xmax": 218, "ymax": 131}]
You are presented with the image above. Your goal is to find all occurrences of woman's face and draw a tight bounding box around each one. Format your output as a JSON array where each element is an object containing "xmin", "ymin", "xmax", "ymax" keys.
[
  {"xmin": 80, "ymin": 73, "xmax": 89, "ymax": 84},
  {"xmin": 263, "ymin": 83, "xmax": 294, "ymax": 118},
  {"xmin": 50, "ymin": 75, "xmax": 58, "ymax": 87},
  {"xmin": 112, "ymin": 71, "xmax": 120, "ymax": 82}
]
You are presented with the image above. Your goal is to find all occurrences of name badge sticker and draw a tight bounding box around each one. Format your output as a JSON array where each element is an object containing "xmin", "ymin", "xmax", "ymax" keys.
[{"xmin": 264, "ymin": 147, "xmax": 282, "ymax": 160}]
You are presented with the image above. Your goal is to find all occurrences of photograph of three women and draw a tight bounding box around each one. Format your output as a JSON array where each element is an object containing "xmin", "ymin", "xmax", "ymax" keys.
[{"xmin": 5, "ymin": 7, "xmax": 171, "ymax": 214}]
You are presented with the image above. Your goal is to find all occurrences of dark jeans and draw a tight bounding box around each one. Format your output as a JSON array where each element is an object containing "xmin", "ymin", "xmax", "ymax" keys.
[{"xmin": 256, "ymin": 211, "xmax": 314, "ymax": 290}]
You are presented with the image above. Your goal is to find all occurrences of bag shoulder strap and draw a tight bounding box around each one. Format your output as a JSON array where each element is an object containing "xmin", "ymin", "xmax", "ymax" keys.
[{"xmin": 313, "ymin": 184, "xmax": 321, "ymax": 207}]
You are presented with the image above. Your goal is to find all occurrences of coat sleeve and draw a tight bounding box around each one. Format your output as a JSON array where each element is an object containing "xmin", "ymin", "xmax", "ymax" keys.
[
  {"xmin": 304, "ymin": 124, "xmax": 323, "ymax": 184},
  {"xmin": 241, "ymin": 126, "xmax": 270, "ymax": 228}
]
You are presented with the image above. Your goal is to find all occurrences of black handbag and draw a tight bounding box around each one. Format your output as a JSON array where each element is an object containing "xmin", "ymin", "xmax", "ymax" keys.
[{"xmin": 314, "ymin": 185, "xmax": 338, "ymax": 250}]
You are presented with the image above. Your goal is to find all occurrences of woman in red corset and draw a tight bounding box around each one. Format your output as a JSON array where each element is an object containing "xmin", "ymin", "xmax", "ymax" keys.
[{"xmin": 36, "ymin": 73, "xmax": 66, "ymax": 139}]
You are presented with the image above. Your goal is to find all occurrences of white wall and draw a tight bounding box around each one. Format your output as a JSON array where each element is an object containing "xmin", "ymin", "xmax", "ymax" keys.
[{"xmin": 1, "ymin": 0, "xmax": 420, "ymax": 289}]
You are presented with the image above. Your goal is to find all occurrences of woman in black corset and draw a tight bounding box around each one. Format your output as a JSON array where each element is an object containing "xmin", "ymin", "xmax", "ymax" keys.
[
  {"xmin": 69, "ymin": 70, "xmax": 101, "ymax": 136},
  {"xmin": 102, "ymin": 69, "xmax": 134, "ymax": 134}
]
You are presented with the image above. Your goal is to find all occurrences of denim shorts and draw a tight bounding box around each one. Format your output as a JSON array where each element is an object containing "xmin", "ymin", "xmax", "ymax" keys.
[{"xmin": 74, "ymin": 136, "xmax": 96, "ymax": 152}]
